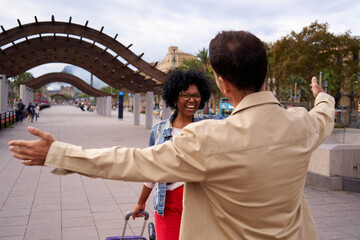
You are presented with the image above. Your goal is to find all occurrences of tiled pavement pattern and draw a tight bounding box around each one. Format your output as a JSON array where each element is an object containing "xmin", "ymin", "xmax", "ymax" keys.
[{"xmin": 1, "ymin": 105, "xmax": 359, "ymax": 240}]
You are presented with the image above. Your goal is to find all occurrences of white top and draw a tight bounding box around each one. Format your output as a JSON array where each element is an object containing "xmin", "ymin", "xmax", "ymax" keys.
[
  {"xmin": 144, "ymin": 127, "xmax": 184, "ymax": 191},
  {"xmin": 35, "ymin": 105, "xmax": 40, "ymax": 114}
]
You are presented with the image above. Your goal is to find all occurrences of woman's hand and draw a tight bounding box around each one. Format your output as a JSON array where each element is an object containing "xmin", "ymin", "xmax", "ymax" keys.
[{"xmin": 132, "ymin": 203, "xmax": 146, "ymax": 220}]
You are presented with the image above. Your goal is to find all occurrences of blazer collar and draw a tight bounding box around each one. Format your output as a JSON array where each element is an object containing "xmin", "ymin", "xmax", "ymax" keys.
[{"xmin": 231, "ymin": 91, "xmax": 281, "ymax": 116}]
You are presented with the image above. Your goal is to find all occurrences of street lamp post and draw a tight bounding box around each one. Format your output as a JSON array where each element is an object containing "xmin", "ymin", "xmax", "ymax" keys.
[
  {"xmin": 319, "ymin": 72, "xmax": 323, "ymax": 88},
  {"xmin": 324, "ymin": 80, "xmax": 328, "ymax": 93}
]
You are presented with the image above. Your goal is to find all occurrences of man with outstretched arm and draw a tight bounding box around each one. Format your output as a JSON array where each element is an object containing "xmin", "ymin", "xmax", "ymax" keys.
[{"xmin": 9, "ymin": 30, "xmax": 335, "ymax": 240}]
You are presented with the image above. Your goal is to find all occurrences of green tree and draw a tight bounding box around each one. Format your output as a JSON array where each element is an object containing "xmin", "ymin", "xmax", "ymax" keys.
[
  {"xmin": 78, "ymin": 93, "xmax": 90, "ymax": 99},
  {"xmin": 100, "ymin": 86, "xmax": 119, "ymax": 95},
  {"xmin": 264, "ymin": 42, "xmax": 276, "ymax": 93},
  {"xmin": 11, "ymin": 72, "xmax": 35, "ymax": 86},
  {"xmin": 50, "ymin": 93, "xmax": 73, "ymax": 101},
  {"xmin": 343, "ymin": 73, "xmax": 360, "ymax": 110},
  {"xmin": 8, "ymin": 72, "xmax": 35, "ymax": 98},
  {"xmin": 270, "ymin": 21, "xmax": 359, "ymax": 106},
  {"xmin": 279, "ymin": 75, "xmax": 312, "ymax": 102},
  {"xmin": 197, "ymin": 47, "xmax": 210, "ymax": 67},
  {"xmin": 178, "ymin": 59, "xmax": 205, "ymax": 71},
  {"xmin": 321, "ymin": 69, "xmax": 339, "ymax": 96},
  {"xmin": 271, "ymin": 22, "xmax": 334, "ymax": 89}
]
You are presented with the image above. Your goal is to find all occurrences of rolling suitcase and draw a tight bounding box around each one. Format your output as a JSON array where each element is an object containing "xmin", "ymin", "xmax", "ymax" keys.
[{"xmin": 105, "ymin": 210, "xmax": 154, "ymax": 240}]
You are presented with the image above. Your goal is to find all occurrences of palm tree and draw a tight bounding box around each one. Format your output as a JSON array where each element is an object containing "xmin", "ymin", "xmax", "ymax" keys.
[
  {"xmin": 8, "ymin": 72, "xmax": 35, "ymax": 98},
  {"xmin": 177, "ymin": 59, "xmax": 205, "ymax": 71},
  {"xmin": 12, "ymin": 72, "xmax": 34, "ymax": 86},
  {"xmin": 196, "ymin": 48, "xmax": 210, "ymax": 68},
  {"xmin": 280, "ymin": 75, "xmax": 312, "ymax": 102}
]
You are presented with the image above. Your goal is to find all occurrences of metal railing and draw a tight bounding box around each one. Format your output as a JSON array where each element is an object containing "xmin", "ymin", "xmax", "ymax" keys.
[{"xmin": 0, "ymin": 110, "xmax": 16, "ymax": 131}]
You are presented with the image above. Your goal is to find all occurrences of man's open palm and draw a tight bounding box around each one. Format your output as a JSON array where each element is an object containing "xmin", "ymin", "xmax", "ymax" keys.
[{"xmin": 8, "ymin": 126, "xmax": 55, "ymax": 166}]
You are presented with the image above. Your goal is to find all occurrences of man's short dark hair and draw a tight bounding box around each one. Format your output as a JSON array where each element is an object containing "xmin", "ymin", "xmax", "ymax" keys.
[
  {"xmin": 209, "ymin": 31, "xmax": 268, "ymax": 92},
  {"xmin": 163, "ymin": 69, "xmax": 211, "ymax": 110}
]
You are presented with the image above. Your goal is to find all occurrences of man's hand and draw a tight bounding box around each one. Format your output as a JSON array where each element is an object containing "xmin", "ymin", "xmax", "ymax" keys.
[
  {"xmin": 310, "ymin": 76, "xmax": 324, "ymax": 98},
  {"xmin": 8, "ymin": 126, "xmax": 55, "ymax": 166}
]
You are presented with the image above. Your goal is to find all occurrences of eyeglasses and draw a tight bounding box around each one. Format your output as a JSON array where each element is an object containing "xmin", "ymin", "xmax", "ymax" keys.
[{"xmin": 179, "ymin": 92, "xmax": 201, "ymax": 101}]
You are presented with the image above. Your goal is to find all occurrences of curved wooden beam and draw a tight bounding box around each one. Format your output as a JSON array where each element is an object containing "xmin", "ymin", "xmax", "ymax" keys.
[
  {"xmin": 0, "ymin": 36, "xmax": 157, "ymax": 92},
  {"xmin": 50, "ymin": 93, "xmax": 73, "ymax": 100},
  {"xmin": 0, "ymin": 20, "xmax": 166, "ymax": 82},
  {"xmin": 27, "ymin": 72, "xmax": 111, "ymax": 97}
]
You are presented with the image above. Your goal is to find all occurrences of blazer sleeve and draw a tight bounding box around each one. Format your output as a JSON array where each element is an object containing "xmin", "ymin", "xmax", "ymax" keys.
[
  {"xmin": 288, "ymin": 92, "xmax": 335, "ymax": 150},
  {"xmin": 309, "ymin": 92, "xmax": 335, "ymax": 148},
  {"xmin": 45, "ymin": 123, "xmax": 207, "ymax": 183}
]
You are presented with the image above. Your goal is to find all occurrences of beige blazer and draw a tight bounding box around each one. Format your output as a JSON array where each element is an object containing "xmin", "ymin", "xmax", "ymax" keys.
[{"xmin": 46, "ymin": 91, "xmax": 335, "ymax": 239}]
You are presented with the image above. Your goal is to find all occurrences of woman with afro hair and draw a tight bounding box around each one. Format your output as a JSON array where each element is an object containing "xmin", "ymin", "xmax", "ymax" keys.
[{"xmin": 132, "ymin": 69, "xmax": 214, "ymax": 240}]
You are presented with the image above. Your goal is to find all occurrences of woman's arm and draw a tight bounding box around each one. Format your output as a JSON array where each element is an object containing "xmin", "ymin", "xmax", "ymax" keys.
[{"xmin": 132, "ymin": 184, "xmax": 153, "ymax": 219}]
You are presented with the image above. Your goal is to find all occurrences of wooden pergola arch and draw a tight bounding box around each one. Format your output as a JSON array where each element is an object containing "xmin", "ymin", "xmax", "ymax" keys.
[
  {"xmin": 29, "ymin": 72, "xmax": 112, "ymax": 97},
  {"xmin": 49, "ymin": 93, "xmax": 73, "ymax": 100},
  {"xmin": 0, "ymin": 16, "xmax": 166, "ymax": 93}
]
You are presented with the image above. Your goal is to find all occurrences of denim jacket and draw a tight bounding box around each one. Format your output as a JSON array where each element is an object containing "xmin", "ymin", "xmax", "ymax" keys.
[{"xmin": 149, "ymin": 113, "xmax": 223, "ymax": 215}]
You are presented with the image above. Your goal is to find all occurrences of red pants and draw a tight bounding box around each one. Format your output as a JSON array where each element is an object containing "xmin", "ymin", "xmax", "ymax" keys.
[{"xmin": 154, "ymin": 186, "xmax": 183, "ymax": 240}]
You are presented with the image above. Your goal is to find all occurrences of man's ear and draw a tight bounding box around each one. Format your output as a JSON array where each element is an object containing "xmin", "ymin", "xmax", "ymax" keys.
[{"xmin": 219, "ymin": 76, "xmax": 232, "ymax": 94}]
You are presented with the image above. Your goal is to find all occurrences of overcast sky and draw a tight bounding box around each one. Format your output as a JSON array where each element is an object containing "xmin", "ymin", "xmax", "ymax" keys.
[{"xmin": 1, "ymin": 0, "xmax": 359, "ymax": 81}]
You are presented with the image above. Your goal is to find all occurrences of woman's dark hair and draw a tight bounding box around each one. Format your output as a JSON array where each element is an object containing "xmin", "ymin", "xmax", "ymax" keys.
[
  {"xmin": 162, "ymin": 69, "xmax": 211, "ymax": 110},
  {"xmin": 209, "ymin": 31, "xmax": 268, "ymax": 92}
]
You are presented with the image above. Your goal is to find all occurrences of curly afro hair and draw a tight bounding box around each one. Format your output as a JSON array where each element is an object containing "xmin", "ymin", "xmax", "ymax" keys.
[{"xmin": 162, "ymin": 69, "xmax": 212, "ymax": 110}]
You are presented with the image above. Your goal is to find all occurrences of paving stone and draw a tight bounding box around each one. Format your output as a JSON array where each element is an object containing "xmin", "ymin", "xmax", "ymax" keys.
[
  {"xmin": 0, "ymin": 236, "xmax": 24, "ymax": 240},
  {"xmin": 62, "ymin": 209, "xmax": 93, "ymax": 218},
  {"xmin": 62, "ymin": 216, "xmax": 95, "ymax": 228},
  {"xmin": 90, "ymin": 204, "xmax": 120, "ymax": 213},
  {"xmin": 24, "ymin": 227, "xmax": 61, "ymax": 240},
  {"xmin": 0, "ymin": 216, "xmax": 28, "ymax": 227},
  {"xmin": 335, "ymin": 225, "xmax": 360, "ymax": 239},
  {"xmin": 0, "ymin": 226, "xmax": 26, "ymax": 237},
  {"xmin": 0, "ymin": 209, "xmax": 31, "ymax": 218},
  {"xmin": 92, "ymin": 211, "xmax": 123, "ymax": 221},
  {"xmin": 31, "ymin": 203, "xmax": 61, "ymax": 212},
  {"xmin": 94, "ymin": 219, "xmax": 125, "ymax": 230},
  {"xmin": 62, "ymin": 226, "xmax": 99, "ymax": 240},
  {"xmin": 1, "ymin": 201, "xmax": 33, "ymax": 210},
  {"xmin": 61, "ymin": 202, "xmax": 90, "ymax": 211},
  {"xmin": 27, "ymin": 211, "xmax": 61, "ymax": 229}
]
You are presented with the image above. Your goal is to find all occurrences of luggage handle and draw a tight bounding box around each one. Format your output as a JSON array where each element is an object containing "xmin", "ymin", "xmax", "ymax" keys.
[{"xmin": 121, "ymin": 210, "xmax": 149, "ymax": 240}]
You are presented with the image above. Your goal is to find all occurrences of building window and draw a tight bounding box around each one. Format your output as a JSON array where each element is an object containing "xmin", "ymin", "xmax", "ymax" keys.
[{"xmin": 173, "ymin": 57, "xmax": 176, "ymax": 62}]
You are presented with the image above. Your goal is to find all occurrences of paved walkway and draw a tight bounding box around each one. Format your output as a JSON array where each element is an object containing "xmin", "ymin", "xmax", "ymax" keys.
[{"xmin": 0, "ymin": 105, "xmax": 359, "ymax": 240}]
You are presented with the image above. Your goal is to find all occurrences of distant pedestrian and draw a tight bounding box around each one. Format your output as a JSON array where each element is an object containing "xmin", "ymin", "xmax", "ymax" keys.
[
  {"xmin": 27, "ymin": 102, "xmax": 35, "ymax": 123},
  {"xmin": 79, "ymin": 102, "xmax": 85, "ymax": 111},
  {"xmin": 16, "ymin": 98, "xmax": 25, "ymax": 123},
  {"xmin": 33, "ymin": 103, "xmax": 40, "ymax": 122}
]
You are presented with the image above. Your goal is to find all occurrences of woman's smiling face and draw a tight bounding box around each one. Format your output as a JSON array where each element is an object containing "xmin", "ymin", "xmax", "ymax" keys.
[{"xmin": 175, "ymin": 84, "xmax": 201, "ymax": 118}]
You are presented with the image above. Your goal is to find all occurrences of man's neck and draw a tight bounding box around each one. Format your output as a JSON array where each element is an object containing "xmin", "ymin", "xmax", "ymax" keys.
[
  {"xmin": 228, "ymin": 84, "xmax": 266, "ymax": 108},
  {"xmin": 228, "ymin": 89, "xmax": 256, "ymax": 107}
]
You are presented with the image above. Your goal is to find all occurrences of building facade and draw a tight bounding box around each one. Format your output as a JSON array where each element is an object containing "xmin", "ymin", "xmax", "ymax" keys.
[
  {"xmin": 60, "ymin": 85, "xmax": 74, "ymax": 97},
  {"xmin": 156, "ymin": 46, "xmax": 197, "ymax": 73}
]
